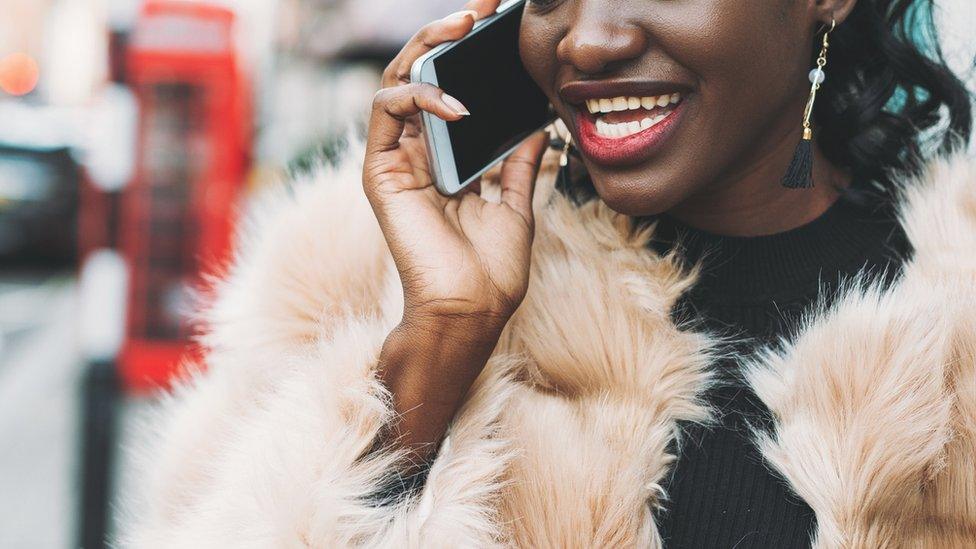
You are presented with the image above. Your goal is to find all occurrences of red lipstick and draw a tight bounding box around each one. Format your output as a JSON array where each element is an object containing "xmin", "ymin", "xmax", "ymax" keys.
[
  {"xmin": 575, "ymin": 102, "xmax": 686, "ymax": 167},
  {"xmin": 559, "ymin": 80, "xmax": 691, "ymax": 168}
]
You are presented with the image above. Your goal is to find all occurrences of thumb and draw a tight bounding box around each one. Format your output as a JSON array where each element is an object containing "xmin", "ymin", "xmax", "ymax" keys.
[{"xmin": 499, "ymin": 131, "xmax": 550, "ymax": 224}]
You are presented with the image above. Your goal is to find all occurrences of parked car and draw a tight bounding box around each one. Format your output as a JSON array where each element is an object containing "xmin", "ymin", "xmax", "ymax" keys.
[{"xmin": 0, "ymin": 144, "xmax": 79, "ymax": 267}]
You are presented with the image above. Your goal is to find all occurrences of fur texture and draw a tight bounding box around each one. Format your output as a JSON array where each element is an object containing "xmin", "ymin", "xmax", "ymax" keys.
[
  {"xmin": 123, "ymin": 144, "xmax": 976, "ymax": 548},
  {"xmin": 744, "ymin": 152, "xmax": 976, "ymax": 548}
]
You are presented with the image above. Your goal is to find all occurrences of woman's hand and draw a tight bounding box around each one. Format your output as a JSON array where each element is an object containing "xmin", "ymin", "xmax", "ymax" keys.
[
  {"xmin": 362, "ymin": 0, "xmax": 549, "ymax": 465},
  {"xmin": 363, "ymin": 0, "xmax": 549, "ymax": 329}
]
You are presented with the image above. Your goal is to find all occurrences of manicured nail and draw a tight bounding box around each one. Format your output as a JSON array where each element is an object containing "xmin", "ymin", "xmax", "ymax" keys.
[
  {"xmin": 444, "ymin": 9, "xmax": 478, "ymax": 23},
  {"xmin": 441, "ymin": 92, "xmax": 470, "ymax": 116}
]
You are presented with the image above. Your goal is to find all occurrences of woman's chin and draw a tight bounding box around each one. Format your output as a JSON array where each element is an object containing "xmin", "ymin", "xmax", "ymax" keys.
[{"xmin": 591, "ymin": 177, "xmax": 689, "ymax": 217}]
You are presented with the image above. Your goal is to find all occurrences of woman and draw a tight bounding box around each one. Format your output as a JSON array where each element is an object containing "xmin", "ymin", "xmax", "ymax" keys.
[{"xmin": 127, "ymin": 0, "xmax": 975, "ymax": 547}]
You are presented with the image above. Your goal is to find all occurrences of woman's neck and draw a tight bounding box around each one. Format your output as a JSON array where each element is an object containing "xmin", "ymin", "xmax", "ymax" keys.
[{"xmin": 666, "ymin": 139, "xmax": 851, "ymax": 237}]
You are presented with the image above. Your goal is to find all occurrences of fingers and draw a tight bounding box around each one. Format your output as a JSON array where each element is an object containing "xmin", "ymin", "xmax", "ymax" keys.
[
  {"xmin": 459, "ymin": 177, "xmax": 482, "ymax": 197},
  {"xmin": 381, "ymin": 0, "xmax": 503, "ymax": 88},
  {"xmin": 499, "ymin": 131, "xmax": 549, "ymax": 225},
  {"xmin": 366, "ymin": 83, "xmax": 470, "ymax": 157},
  {"xmin": 461, "ymin": 0, "xmax": 503, "ymax": 18},
  {"xmin": 382, "ymin": 11, "xmax": 477, "ymax": 88}
]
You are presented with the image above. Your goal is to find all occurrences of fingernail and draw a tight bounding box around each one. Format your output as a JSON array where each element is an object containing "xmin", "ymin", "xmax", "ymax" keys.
[
  {"xmin": 444, "ymin": 9, "xmax": 478, "ymax": 23},
  {"xmin": 441, "ymin": 92, "xmax": 470, "ymax": 116}
]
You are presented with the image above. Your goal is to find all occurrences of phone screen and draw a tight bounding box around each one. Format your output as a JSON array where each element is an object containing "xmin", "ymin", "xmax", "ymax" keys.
[{"xmin": 432, "ymin": 5, "xmax": 552, "ymax": 183}]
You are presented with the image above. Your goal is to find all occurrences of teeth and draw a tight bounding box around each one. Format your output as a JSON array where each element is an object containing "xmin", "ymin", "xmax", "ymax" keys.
[
  {"xmin": 595, "ymin": 114, "xmax": 670, "ymax": 139},
  {"xmin": 583, "ymin": 92, "xmax": 683, "ymax": 138},
  {"xmin": 585, "ymin": 93, "xmax": 682, "ymax": 114}
]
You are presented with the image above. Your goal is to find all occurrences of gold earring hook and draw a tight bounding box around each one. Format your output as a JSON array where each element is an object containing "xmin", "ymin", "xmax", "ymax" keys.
[
  {"xmin": 816, "ymin": 17, "xmax": 837, "ymax": 38},
  {"xmin": 822, "ymin": 18, "xmax": 835, "ymax": 49}
]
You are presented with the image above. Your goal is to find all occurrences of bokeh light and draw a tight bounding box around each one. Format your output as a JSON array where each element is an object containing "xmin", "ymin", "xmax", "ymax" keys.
[{"xmin": 0, "ymin": 52, "xmax": 40, "ymax": 96}]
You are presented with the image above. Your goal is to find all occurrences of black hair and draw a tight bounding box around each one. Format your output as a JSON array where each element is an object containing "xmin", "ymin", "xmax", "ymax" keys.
[
  {"xmin": 818, "ymin": 0, "xmax": 972, "ymax": 190},
  {"xmin": 558, "ymin": 0, "xmax": 973, "ymax": 201}
]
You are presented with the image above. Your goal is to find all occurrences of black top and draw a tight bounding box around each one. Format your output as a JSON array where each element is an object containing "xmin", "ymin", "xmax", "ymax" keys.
[{"xmin": 648, "ymin": 188, "xmax": 912, "ymax": 548}]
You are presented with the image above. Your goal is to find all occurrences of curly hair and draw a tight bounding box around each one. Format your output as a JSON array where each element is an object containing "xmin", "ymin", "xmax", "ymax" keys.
[{"xmin": 818, "ymin": 0, "xmax": 972, "ymax": 189}]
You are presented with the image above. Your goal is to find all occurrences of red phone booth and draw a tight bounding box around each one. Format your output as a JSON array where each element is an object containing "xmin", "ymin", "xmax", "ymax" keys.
[{"xmin": 121, "ymin": 0, "xmax": 250, "ymax": 391}]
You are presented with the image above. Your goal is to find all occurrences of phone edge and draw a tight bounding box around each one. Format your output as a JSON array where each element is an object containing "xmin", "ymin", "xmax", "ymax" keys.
[{"xmin": 410, "ymin": 0, "xmax": 530, "ymax": 196}]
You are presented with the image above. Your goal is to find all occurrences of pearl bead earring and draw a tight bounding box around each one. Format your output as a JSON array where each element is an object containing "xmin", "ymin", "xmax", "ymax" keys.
[{"xmin": 782, "ymin": 18, "xmax": 836, "ymax": 189}]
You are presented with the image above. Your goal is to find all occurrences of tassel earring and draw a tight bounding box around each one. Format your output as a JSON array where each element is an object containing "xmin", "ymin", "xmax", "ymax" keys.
[{"xmin": 782, "ymin": 18, "xmax": 835, "ymax": 189}]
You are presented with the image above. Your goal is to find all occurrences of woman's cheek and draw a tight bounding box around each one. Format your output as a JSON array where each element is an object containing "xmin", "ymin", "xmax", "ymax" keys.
[{"xmin": 519, "ymin": 18, "xmax": 563, "ymax": 100}]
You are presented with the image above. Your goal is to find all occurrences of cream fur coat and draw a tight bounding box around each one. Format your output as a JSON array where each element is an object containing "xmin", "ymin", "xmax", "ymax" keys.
[{"xmin": 124, "ymin": 144, "xmax": 976, "ymax": 548}]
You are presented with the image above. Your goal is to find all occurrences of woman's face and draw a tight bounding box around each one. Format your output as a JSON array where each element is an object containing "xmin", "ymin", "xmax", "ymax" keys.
[{"xmin": 520, "ymin": 1, "xmax": 821, "ymax": 216}]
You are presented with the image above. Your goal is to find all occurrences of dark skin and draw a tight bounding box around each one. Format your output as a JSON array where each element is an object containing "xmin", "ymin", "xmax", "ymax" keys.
[{"xmin": 363, "ymin": 0, "xmax": 858, "ymax": 466}]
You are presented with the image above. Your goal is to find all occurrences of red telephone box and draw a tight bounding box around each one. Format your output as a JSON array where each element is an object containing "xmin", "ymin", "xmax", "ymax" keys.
[{"xmin": 121, "ymin": 0, "xmax": 250, "ymax": 391}]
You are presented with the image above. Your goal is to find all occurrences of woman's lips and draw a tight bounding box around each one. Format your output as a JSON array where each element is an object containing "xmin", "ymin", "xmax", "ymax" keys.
[{"xmin": 574, "ymin": 97, "xmax": 687, "ymax": 167}]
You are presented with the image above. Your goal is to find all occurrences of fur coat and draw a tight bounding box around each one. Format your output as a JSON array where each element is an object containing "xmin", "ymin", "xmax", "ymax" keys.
[{"xmin": 124, "ymin": 143, "xmax": 976, "ymax": 548}]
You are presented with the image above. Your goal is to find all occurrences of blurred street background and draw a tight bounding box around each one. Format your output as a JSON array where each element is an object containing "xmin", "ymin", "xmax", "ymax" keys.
[{"xmin": 0, "ymin": 1, "xmax": 973, "ymax": 547}]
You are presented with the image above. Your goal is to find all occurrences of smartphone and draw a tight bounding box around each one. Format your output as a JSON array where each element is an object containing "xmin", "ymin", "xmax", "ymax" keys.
[{"xmin": 411, "ymin": 0, "xmax": 555, "ymax": 195}]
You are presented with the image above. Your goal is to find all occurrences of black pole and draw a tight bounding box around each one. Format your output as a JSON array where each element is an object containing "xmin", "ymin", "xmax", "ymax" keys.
[{"xmin": 78, "ymin": 359, "xmax": 119, "ymax": 549}]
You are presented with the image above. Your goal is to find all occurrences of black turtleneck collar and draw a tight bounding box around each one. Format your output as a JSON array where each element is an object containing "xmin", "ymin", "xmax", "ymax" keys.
[
  {"xmin": 645, "ymin": 188, "xmax": 912, "ymax": 341},
  {"xmin": 649, "ymin": 190, "xmax": 911, "ymax": 303}
]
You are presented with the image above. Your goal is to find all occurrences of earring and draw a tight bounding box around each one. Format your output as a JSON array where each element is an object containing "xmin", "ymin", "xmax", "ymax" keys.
[
  {"xmin": 782, "ymin": 18, "xmax": 836, "ymax": 189},
  {"xmin": 549, "ymin": 119, "xmax": 575, "ymax": 193},
  {"xmin": 558, "ymin": 132, "xmax": 573, "ymax": 185}
]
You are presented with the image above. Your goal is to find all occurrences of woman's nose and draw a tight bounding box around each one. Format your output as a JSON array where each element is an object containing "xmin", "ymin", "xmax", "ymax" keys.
[{"xmin": 556, "ymin": 6, "xmax": 647, "ymax": 76}]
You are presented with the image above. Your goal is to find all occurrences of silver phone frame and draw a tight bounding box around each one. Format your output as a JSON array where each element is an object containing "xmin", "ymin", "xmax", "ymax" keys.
[{"xmin": 410, "ymin": 0, "xmax": 534, "ymax": 196}]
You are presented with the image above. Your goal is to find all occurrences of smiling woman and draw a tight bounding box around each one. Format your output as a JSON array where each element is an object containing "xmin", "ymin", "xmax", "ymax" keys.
[{"xmin": 125, "ymin": 1, "xmax": 975, "ymax": 547}]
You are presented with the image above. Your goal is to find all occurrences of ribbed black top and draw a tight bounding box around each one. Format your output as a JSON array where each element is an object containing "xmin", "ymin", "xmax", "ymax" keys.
[{"xmin": 649, "ymin": 189, "xmax": 912, "ymax": 548}]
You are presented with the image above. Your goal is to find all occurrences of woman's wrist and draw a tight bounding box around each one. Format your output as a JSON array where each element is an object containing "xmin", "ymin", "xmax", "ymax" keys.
[
  {"xmin": 399, "ymin": 306, "xmax": 510, "ymax": 348},
  {"xmin": 376, "ymin": 312, "xmax": 507, "ymax": 463}
]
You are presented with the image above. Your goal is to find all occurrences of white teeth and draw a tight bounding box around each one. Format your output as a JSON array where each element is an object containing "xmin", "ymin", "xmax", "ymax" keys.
[
  {"xmin": 584, "ymin": 93, "xmax": 682, "ymax": 114},
  {"xmin": 583, "ymin": 92, "xmax": 683, "ymax": 139},
  {"xmin": 595, "ymin": 114, "xmax": 671, "ymax": 139}
]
